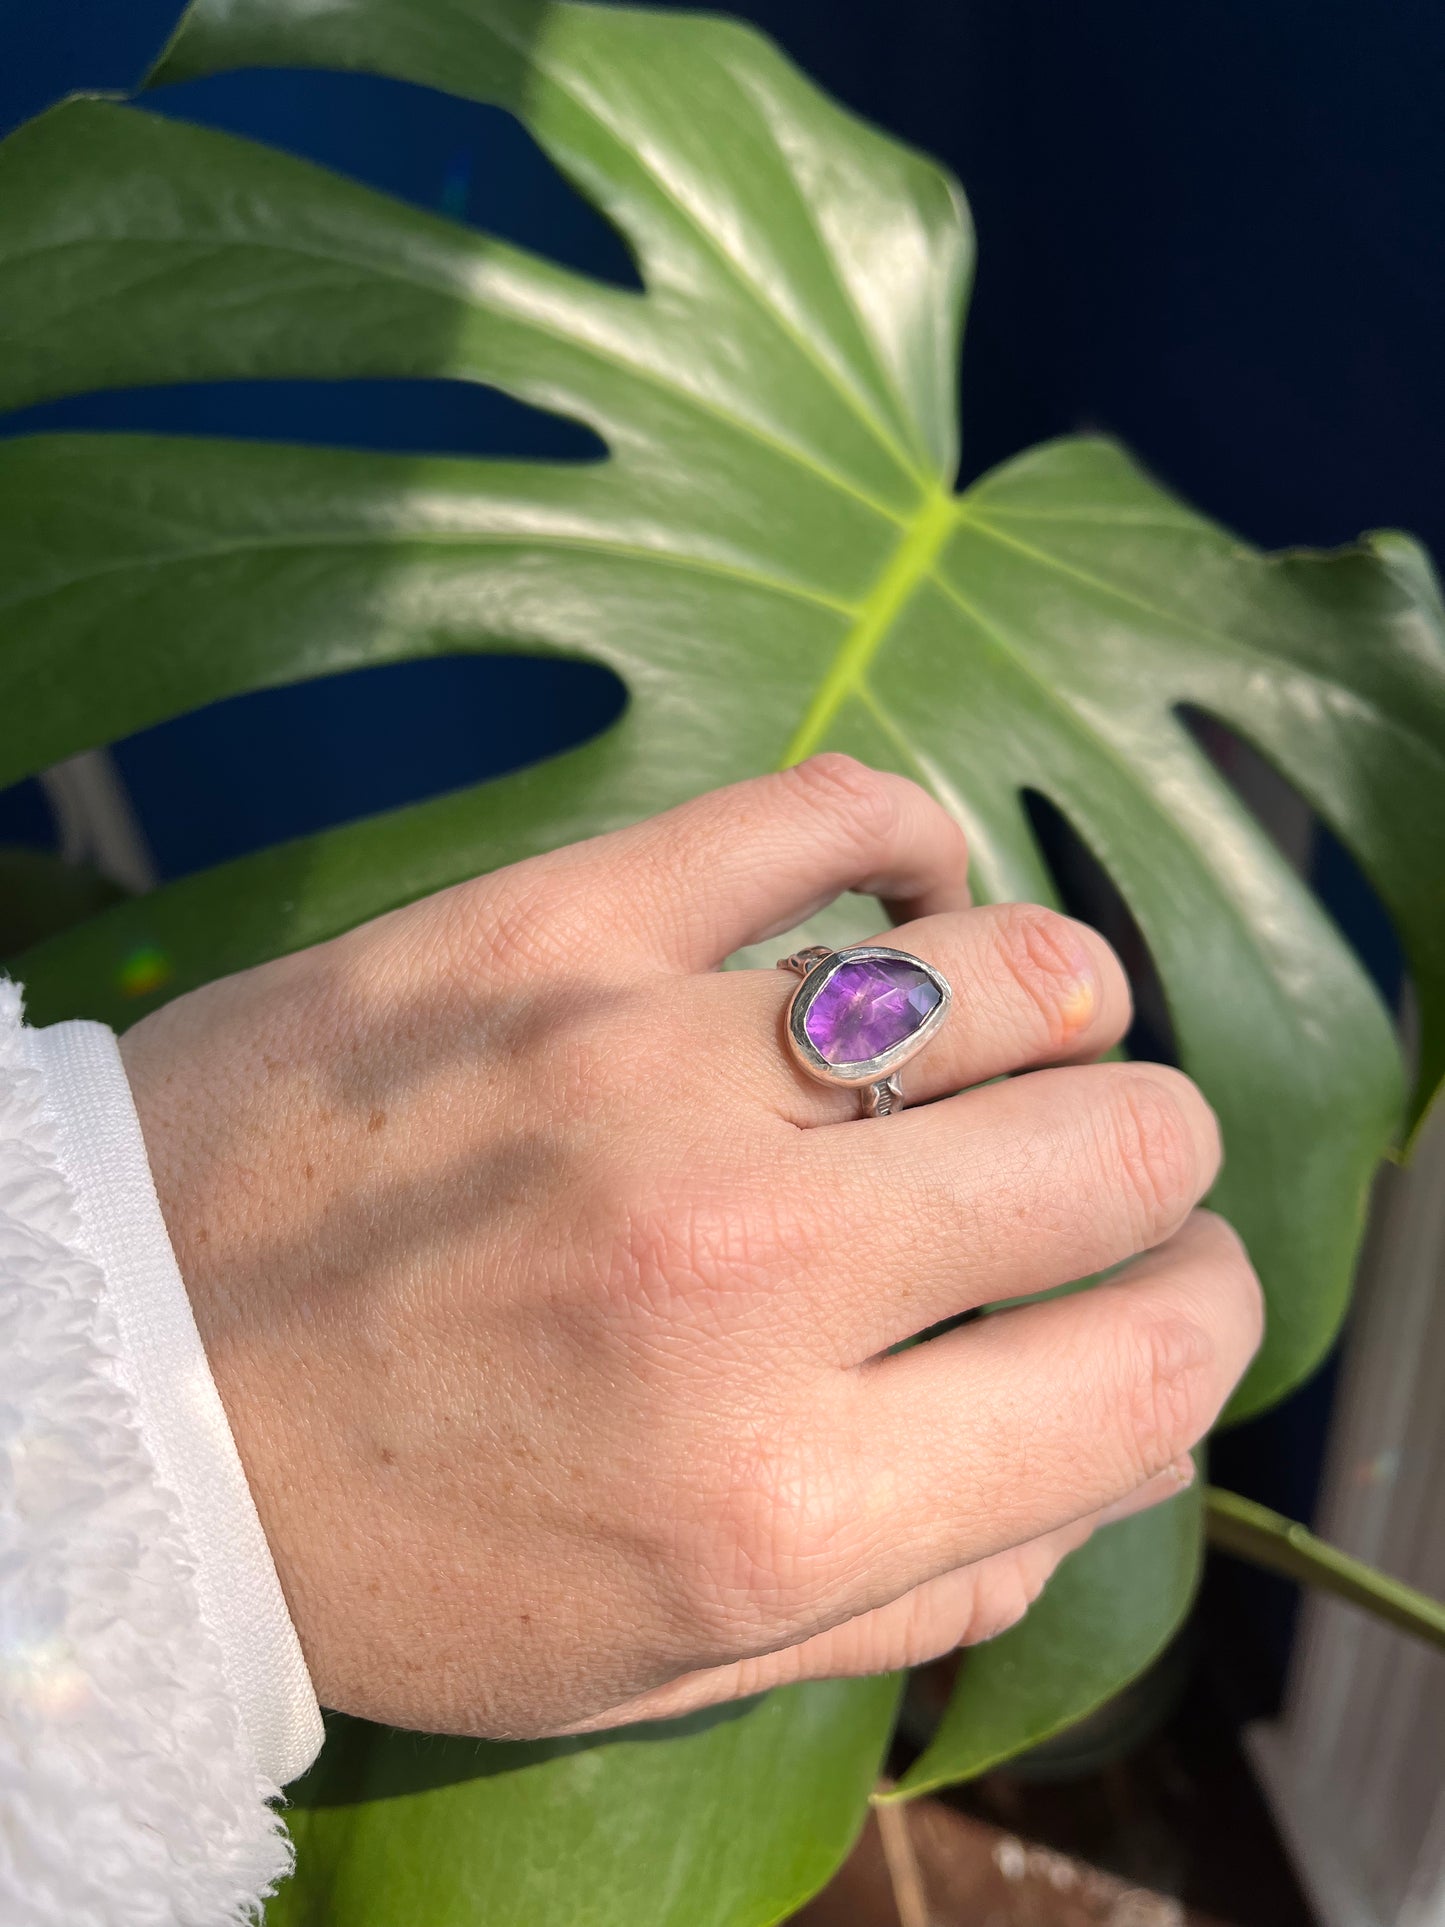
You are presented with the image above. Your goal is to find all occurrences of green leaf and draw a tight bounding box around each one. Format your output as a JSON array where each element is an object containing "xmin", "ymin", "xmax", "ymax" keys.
[
  {"xmin": 0, "ymin": 845, "xmax": 126, "ymax": 954},
  {"xmin": 268, "ymin": 1679, "xmax": 900, "ymax": 1927},
  {"xmin": 888, "ymin": 1479, "xmax": 1204, "ymax": 1801},
  {"xmin": 1, "ymin": 0, "xmax": 1441, "ymax": 1840}
]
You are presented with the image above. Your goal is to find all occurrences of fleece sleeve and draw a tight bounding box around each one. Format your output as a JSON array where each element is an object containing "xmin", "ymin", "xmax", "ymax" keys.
[{"xmin": 0, "ymin": 978, "xmax": 323, "ymax": 1926}]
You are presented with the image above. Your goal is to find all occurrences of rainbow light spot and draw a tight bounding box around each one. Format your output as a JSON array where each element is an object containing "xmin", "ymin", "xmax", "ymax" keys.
[
  {"xmin": 1351, "ymin": 1449, "xmax": 1400, "ymax": 1490},
  {"xmin": 117, "ymin": 944, "xmax": 172, "ymax": 998},
  {"xmin": 1058, "ymin": 977, "xmax": 1097, "ymax": 1039}
]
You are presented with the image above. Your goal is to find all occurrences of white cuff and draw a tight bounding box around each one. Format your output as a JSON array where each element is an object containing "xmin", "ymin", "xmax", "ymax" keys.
[{"xmin": 28, "ymin": 1017, "xmax": 324, "ymax": 1788}]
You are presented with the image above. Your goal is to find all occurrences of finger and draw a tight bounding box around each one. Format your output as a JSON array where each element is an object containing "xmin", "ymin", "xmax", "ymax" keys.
[
  {"xmin": 709, "ymin": 901, "xmax": 1132, "ymax": 1125},
  {"xmin": 504, "ymin": 756, "xmax": 971, "ymax": 974},
  {"xmin": 837, "ymin": 1212, "xmax": 1261, "ymax": 1616},
  {"xmin": 1095, "ymin": 1454, "xmax": 1199, "ymax": 1524},
  {"xmin": 566, "ymin": 1515, "xmax": 1098, "ymax": 1731},
  {"xmin": 567, "ymin": 1461, "xmax": 1194, "ymax": 1730},
  {"xmin": 783, "ymin": 1059, "xmax": 1221, "ymax": 1362}
]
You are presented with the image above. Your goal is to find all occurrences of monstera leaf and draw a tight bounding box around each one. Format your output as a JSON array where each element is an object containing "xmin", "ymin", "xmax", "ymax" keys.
[
  {"xmin": 272, "ymin": 1681, "xmax": 902, "ymax": 1927},
  {"xmin": 892, "ymin": 1461, "xmax": 1204, "ymax": 1797},
  {"xmin": 2, "ymin": 0, "xmax": 1443, "ymax": 1916}
]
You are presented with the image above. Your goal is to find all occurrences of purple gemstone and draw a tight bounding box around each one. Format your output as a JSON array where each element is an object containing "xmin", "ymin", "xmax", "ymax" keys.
[{"xmin": 803, "ymin": 956, "xmax": 942, "ymax": 1066}]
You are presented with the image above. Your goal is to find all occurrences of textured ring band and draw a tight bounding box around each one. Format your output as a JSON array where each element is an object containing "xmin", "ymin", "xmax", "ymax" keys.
[{"xmin": 777, "ymin": 943, "xmax": 952, "ymax": 1118}]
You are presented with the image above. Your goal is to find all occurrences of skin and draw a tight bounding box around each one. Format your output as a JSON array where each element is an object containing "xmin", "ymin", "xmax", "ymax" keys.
[{"xmin": 119, "ymin": 755, "xmax": 1263, "ymax": 1741}]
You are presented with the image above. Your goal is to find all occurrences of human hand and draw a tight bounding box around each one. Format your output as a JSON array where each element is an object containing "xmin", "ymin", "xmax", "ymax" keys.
[{"xmin": 119, "ymin": 756, "xmax": 1261, "ymax": 1739}]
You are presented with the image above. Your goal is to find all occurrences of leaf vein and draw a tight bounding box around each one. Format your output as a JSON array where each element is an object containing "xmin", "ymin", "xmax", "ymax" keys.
[
  {"xmin": 0, "ymin": 227, "xmax": 910, "ymax": 530},
  {"xmin": 959, "ymin": 506, "xmax": 1445, "ymax": 775},
  {"xmin": 480, "ymin": 8, "xmax": 935, "ymax": 494},
  {"xmin": 0, "ymin": 519, "xmax": 858, "ymax": 624}
]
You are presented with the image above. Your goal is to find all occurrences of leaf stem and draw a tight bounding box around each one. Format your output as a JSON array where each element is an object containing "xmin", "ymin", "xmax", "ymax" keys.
[
  {"xmin": 874, "ymin": 1791, "xmax": 930, "ymax": 1927},
  {"xmin": 1204, "ymin": 1486, "xmax": 1445, "ymax": 1653}
]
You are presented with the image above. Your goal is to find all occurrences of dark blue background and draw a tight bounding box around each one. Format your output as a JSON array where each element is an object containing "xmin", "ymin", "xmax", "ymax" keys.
[{"xmin": 3, "ymin": 0, "xmax": 1440, "ymax": 1699}]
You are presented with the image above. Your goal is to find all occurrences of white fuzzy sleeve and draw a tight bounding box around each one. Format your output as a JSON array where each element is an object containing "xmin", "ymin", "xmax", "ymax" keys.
[{"xmin": 0, "ymin": 978, "xmax": 324, "ymax": 1925}]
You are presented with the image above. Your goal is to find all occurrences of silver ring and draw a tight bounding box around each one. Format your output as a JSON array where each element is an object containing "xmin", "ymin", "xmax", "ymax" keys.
[{"xmin": 777, "ymin": 943, "xmax": 952, "ymax": 1118}]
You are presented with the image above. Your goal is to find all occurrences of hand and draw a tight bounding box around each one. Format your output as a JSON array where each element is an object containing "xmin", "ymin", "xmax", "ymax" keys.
[{"xmin": 120, "ymin": 756, "xmax": 1262, "ymax": 1739}]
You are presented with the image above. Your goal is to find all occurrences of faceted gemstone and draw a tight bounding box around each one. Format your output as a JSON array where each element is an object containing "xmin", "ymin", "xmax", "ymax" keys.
[{"xmin": 802, "ymin": 956, "xmax": 942, "ymax": 1066}]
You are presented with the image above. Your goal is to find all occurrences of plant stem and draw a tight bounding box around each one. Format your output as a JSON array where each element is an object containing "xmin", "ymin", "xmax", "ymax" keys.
[
  {"xmin": 874, "ymin": 1792, "xmax": 931, "ymax": 1927},
  {"xmin": 1205, "ymin": 1486, "xmax": 1445, "ymax": 1653}
]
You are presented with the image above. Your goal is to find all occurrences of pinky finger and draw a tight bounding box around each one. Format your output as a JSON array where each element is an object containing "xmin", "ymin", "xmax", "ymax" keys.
[{"xmin": 564, "ymin": 1461, "xmax": 1192, "ymax": 1734}]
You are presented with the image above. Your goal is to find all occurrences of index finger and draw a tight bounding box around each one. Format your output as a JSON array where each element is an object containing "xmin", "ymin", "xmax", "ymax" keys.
[{"xmin": 533, "ymin": 755, "xmax": 972, "ymax": 972}]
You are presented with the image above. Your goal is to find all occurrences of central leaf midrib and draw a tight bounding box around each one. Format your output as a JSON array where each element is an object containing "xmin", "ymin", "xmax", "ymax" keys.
[
  {"xmin": 770, "ymin": 487, "xmax": 1347, "ymax": 1038},
  {"xmin": 776, "ymin": 489, "xmax": 1161, "ymax": 783},
  {"xmin": 778, "ymin": 488, "xmax": 956, "ymax": 767},
  {"xmin": 785, "ymin": 489, "xmax": 1179, "ymax": 844}
]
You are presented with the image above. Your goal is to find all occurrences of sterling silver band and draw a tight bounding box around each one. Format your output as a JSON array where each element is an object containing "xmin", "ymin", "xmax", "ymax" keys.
[{"xmin": 777, "ymin": 943, "xmax": 951, "ymax": 1119}]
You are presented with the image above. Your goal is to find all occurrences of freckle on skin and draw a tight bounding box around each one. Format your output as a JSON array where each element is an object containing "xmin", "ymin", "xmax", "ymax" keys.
[
  {"xmin": 368, "ymin": 1108, "xmax": 386, "ymax": 1133},
  {"xmin": 379, "ymin": 1447, "xmax": 396, "ymax": 1467},
  {"xmin": 304, "ymin": 1162, "xmax": 315, "ymax": 1181}
]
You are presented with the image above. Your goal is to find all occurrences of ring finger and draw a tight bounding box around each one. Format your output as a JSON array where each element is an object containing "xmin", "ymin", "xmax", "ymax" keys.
[{"xmin": 702, "ymin": 901, "xmax": 1134, "ymax": 1125}]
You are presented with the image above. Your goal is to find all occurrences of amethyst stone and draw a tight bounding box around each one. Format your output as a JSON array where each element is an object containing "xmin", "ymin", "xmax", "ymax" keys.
[{"xmin": 803, "ymin": 956, "xmax": 943, "ymax": 1067}]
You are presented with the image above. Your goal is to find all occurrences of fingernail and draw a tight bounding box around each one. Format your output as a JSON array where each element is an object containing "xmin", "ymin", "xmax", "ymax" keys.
[{"xmin": 1099, "ymin": 1454, "xmax": 1197, "ymax": 1525}]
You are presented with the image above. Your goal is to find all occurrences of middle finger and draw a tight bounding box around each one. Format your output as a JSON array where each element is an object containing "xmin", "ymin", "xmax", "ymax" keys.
[{"xmin": 786, "ymin": 1057, "xmax": 1222, "ymax": 1363}]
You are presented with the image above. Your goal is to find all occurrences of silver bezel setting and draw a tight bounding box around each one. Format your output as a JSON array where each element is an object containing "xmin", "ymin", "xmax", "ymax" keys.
[{"xmin": 783, "ymin": 944, "xmax": 953, "ymax": 1089}]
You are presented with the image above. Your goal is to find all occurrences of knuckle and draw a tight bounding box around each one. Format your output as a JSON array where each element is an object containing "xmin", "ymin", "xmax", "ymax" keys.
[
  {"xmin": 687, "ymin": 1428, "xmax": 855, "ymax": 1650},
  {"xmin": 615, "ymin": 1194, "xmax": 698, "ymax": 1307},
  {"xmin": 1122, "ymin": 1312, "xmax": 1215, "ymax": 1478},
  {"xmin": 989, "ymin": 904, "xmax": 1097, "ymax": 1052},
  {"xmin": 531, "ymin": 992, "xmax": 652, "ymax": 1130},
  {"xmin": 612, "ymin": 1193, "xmax": 732, "ymax": 1314},
  {"xmin": 458, "ymin": 869, "xmax": 582, "ymax": 980},
  {"xmin": 1191, "ymin": 1209, "xmax": 1267, "ymax": 1357},
  {"xmin": 605, "ymin": 1180, "xmax": 790, "ymax": 1334},
  {"xmin": 961, "ymin": 1560, "xmax": 1048, "ymax": 1647},
  {"xmin": 1106, "ymin": 1068, "xmax": 1207, "ymax": 1234},
  {"xmin": 782, "ymin": 754, "xmax": 903, "ymax": 846},
  {"xmin": 888, "ymin": 1588, "xmax": 971, "ymax": 1669}
]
